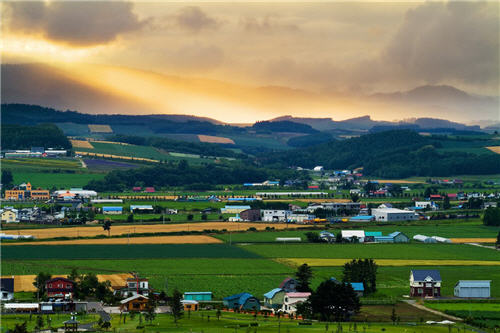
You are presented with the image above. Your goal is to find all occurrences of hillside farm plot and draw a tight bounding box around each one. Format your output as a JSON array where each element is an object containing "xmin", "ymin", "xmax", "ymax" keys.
[
  {"xmin": 70, "ymin": 139, "xmax": 94, "ymax": 148},
  {"xmin": 11, "ymin": 222, "xmax": 305, "ymax": 239},
  {"xmin": 2, "ymin": 158, "xmax": 81, "ymax": 170},
  {"xmin": 11, "ymin": 171, "xmax": 105, "ymax": 189},
  {"xmin": 84, "ymin": 158, "xmax": 142, "ymax": 171},
  {"xmin": 198, "ymin": 135, "xmax": 235, "ymax": 144},
  {"xmin": 4, "ymin": 235, "xmax": 223, "ymax": 246},
  {"xmin": 0, "ymin": 244, "xmax": 261, "ymax": 260},
  {"xmin": 487, "ymin": 146, "xmax": 500, "ymax": 154},
  {"xmin": 241, "ymin": 243, "xmax": 500, "ymax": 261},
  {"xmin": 88, "ymin": 124, "xmax": 113, "ymax": 133}
]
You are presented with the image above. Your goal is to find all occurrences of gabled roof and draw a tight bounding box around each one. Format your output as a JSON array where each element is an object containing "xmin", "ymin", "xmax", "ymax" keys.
[
  {"xmin": 411, "ymin": 270, "xmax": 441, "ymax": 282},
  {"xmin": 46, "ymin": 277, "xmax": 75, "ymax": 284},
  {"xmin": 0, "ymin": 278, "xmax": 14, "ymax": 293},
  {"xmin": 224, "ymin": 292, "xmax": 251, "ymax": 302},
  {"xmin": 285, "ymin": 292, "xmax": 311, "ymax": 298},
  {"xmin": 455, "ymin": 280, "xmax": 491, "ymax": 288},
  {"xmin": 279, "ymin": 277, "xmax": 296, "ymax": 289},
  {"xmin": 388, "ymin": 231, "xmax": 408, "ymax": 238},
  {"xmin": 264, "ymin": 288, "xmax": 283, "ymax": 299},
  {"xmin": 120, "ymin": 294, "xmax": 149, "ymax": 304}
]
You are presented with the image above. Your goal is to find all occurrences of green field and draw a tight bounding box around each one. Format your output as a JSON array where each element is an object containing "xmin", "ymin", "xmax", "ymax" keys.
[
  {"xmin": 1, "ymin": 313, "xmax": 99, "ymax": 332},
  {"xmin": 1, "ymin": 244, "xmax": 261, "ymax": 260},
  {"xmin": 241, "ymin": 243, "xmax": 500, "ymax": 261},
  {"xmin": 425, "ymin": 302, "xmax": 500, "ymax": 329},
  {"xmin": 11, "ymin": 171, "xmax": 105, "ymax": 189}
]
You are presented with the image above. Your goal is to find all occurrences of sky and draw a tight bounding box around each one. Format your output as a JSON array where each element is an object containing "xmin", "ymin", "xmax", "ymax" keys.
[{"xmin": 1, "ymin": 1, "xmax": 499, "ymax": 123}]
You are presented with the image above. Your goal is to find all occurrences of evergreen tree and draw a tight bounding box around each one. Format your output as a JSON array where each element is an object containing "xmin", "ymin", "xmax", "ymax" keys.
[
  {"xmin": 295, "ymin": 264, "xmax": 313, "ymax": 292},
  {"xmin": 170, "ymin": 289, "xmax": 183, "ymax": 324},
  {"xmin": 308, "ymin": 279, "xmax": 360, "ymax": 321}
]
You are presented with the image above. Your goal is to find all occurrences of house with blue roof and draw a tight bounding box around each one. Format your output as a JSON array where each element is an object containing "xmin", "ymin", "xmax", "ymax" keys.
[
  {"xmin": 410, "ymin": 270, "xmax": 441, "ymax": 297},
  {"xmin": 330, "ymin": 278, "xmax": 365, "ymax": 297},
  {"xmin": 263, "ymin": 288, "xmax": 285, "ymax": 310},
  {"xmin": 102, "ymin": 206, "xmax": 123, "ymax": 215},
  {"xmin": 223, "ymin": 292, "xmax": 260, "ymax": 311},
  {"xmin": 349, "ymin": 215, "xmax": 374, "ymax": 222}
]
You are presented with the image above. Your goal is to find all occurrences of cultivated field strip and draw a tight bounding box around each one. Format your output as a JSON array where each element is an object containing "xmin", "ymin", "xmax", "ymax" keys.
[
  {"xmin": 70, "ymin": 139, "xmax": 94, "ymax": 148},
  {"xmin": 1, "ymin": 273, "xmax": 133, "ymax": 292},
  {"xmin": 280, "ymin": 258, "xmax": 500, "ymax": 267},
  {"xmin": 198, "ymin": 134, "xmax": 235, "ymax": 144},
  {"xmin": 10, "ymin": 222, "xmax": 303, "ymax": 239},
  {"xmin": 2, "ymin": 235, "xmax": 222, "ymax": 246},
  {"xmin": 450, "ymin": 238, "xmax": 497, "ymax": 243}
]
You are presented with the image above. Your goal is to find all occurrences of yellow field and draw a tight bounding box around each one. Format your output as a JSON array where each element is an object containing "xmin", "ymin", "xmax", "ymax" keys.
[
  {"xmin": 89, "ymin": 140, "xmax": 130, "ymax": 145},
  {"xmin": 4, "ymin": 235, "xmax": 222, "ymax": 246},
  {"xmin": 280, "ymin": 258, "xmax": 500, "ymax": 267},
  {"xmin": 10, "ymin": 222, "xmax": 305, "ymax": 239},
  {"xmin": 371, "ymin": 179, "xmax": 424, "ymax": 184},
  {"xmin": 451, "ymin": 238, "xmax": 497, "ymax": 243},
  {"xmin": 198, "ymin": 135, "xmax": 235, "ymax": 144},
  {"xmin": 486, "ymin": 146, "xmax": 500, "ymax": 154},
  {"xmin": 2, "ymin": 274, "xmax": 133, "ymax": 292},
  {"xmin": 88, "ymin": 124, "xmax": 113, "ymax": 133},
  {"xmin": 75, "ymin": 151, "xmax": 159, "ymax": 163},
  {"xmin": 70, "ymin": 139, "xmax": 94, "ymax": 149}
]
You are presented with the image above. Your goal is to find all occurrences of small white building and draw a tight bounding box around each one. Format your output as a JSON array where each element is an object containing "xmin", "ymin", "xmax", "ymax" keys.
[
  {"xmin": 372, "ymin": 208, "xmax": 417, "ymax": 222},
  {"xmin": 313, "ymin": 166, "xmax": 324, "ymax": 172},
  {"xmin": 454, "ymin": 280, "xmax": 491, "ymax": 298},
  {"xmin": 262, "ymin": 210, "xmax": 292, "ymax": 222},
  {"xmin": 287, "ymin": 213, "xmax": 315, "ymax": 223},
  {"xmin": 341, "ymin": 230, "xmax": 365, "ymax": 243},
  {"xmin": 281, "ymin": 292, "xmax": 311, "ymax": 314},
  {"xmin": 415, "ymin": 201, "xmax": 438, "ymax": 210}
]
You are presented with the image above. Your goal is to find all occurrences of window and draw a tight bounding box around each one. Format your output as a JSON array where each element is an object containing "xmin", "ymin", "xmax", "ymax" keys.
[
  {"xmin": 418, "ymin": 288, "xmax": 423, "ymax": 294},
  {"xmin": 66, "ymin": 284, "xmax": 71, "ymax": 288},
  {"xmin": 49, "ymin": 284, "xmax": 52, "ymax": 288}
]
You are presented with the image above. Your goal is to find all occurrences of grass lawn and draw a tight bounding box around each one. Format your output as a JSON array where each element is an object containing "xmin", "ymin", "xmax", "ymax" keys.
[
  {"xmin": 11, "ymin": 171, "xmax": 105, "ymax": 189},
  {"xmin": 240, "ymin": 243, "xmax": 500, "ymax": 261},
  {"xmin": 107, "ymin": 311, "xmax": 462, "ymax": 332},
  {"xmin": 1, "ymin": 313, "xmax": 99, "ymax": 332}
]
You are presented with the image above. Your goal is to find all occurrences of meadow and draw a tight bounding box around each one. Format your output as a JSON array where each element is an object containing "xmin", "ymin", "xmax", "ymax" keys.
[
  {"xmin": 241, "ymin": 243, "xmax": 500, "ymax": 261},
  {"xmin": 12, "ymin": 171, "xmax": 106, "ymax": 189},
  {"xmin": 424, "ymin": 302, "xmax": 500, "ymax": 329},
  {"xmin": 1, "ymin": 313, "xmax": 99, "ymax": 332},
  {"xmin": 1, "ymin": 244, "xmax": 261, "ymax": 260}
]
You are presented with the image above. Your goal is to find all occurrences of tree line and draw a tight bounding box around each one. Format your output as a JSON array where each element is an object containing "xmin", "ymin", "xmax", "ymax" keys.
[{"xmin": 1, "ymin": 124, "xmax": 71, "ymax": 150}]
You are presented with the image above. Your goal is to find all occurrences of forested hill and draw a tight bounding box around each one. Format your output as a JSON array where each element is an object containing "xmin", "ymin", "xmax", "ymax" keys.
[
  {"xmin": 2, "ymin": 124, "xmax": 72, "ymax": 150},
  {"xmin": 257, "ymin": 130, "xmax": 500, "ymax": 178}
]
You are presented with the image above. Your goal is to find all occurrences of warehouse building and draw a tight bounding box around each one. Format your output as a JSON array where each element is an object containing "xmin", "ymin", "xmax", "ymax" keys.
[
  {"xmin": 454, "ymin": 281, "xmax": 491, "ymax": 298},
  {"xmin": 372, "ymin": 208, "xmax": 417, "ymax": 222}
]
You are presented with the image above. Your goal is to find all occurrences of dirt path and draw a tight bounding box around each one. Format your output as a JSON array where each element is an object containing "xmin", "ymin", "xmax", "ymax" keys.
[
  {"xmin": 466, "ymin": 242, "xmax": 499, "ymax": 250},
  {"xmin": 403, "ymin": 300, "xmax": 463, "ymax": 322}
]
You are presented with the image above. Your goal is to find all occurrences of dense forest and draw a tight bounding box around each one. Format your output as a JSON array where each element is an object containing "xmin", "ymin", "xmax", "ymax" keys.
[
  {"xmin": 85, "ymin": 161, "xmax": 307, "ymax": 191},
  {"xmin": 1, "ymin": 124, "xmax": 72, "ymax": 150},
  {"xmin": 109, "ymin": 135, "xmax": 245, "ymax": 158},
  {"xmin": 252, "ymin": 121, "xmax": 318, "ymax": 134},
  {"xmin": 257, "ymin": 130, "xmax": 500, "ymax": 178}
]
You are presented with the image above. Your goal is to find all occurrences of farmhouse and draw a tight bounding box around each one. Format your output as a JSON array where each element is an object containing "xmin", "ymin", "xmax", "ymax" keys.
[
  {"xmin": 46, "ymin": 277, "xmax": 75, "ymax": 299},
  {"xmin": 454, "ymin": 281, "xmax": 491, "ymax": 298},
  {"xmin": 372, "ymin": 208, "xmax": 417, "ymax": 222},
  {"xmin": 220, "ymin": 205, "xmax": 251, "ymax": 214},
  {"xmin": 279, "ymin": 278, "xmax": 298, "ymax": 292},
  {"xmin": 239, "ymin": 209, "xmax": 261, "ymax": 221},
  {"xmin": 415, "ymin": 201, "xmax": 438, "ymax": 210},
  {"xmin": 223, "ymin": 292, "xmax": 261, "ymax": 311},
  {"xmin": 184, "ymin": 292, "xmax": 212, "ymax": 302},
  {"xmin": 341, "ymin": 230, "xmax": 365, "ymax": 243},
  {"xmin": 1, "ymin": 277, "xmax": 14, "ymax": 301},
  {"xmin": 1, "ymin": 209, "xmax": 19, "ymax": 223},
  {"xmin": 116, "ymin": 276, "xmax": 149, "ymax": 297},
  {"xmin": 410, "ymin": 270, "xmax": 441, "ymax": 298},
  {"xmin": 103, "ymin": 206, "xmax": 123, "ymax": 215},
  {"xmin": 263, "ymin": 288, "xmax": 286, "ymax": 311},
  {"xmin": 262, "ymin": 210, "xmax": 292, "ymax": 222},
  {"xmin": 281, "ymin": 292, "xmax": 311, "ymax": 314},
  {"xmin": 120, "ymin": 294, "xmax": 149, "ymax": 312}
]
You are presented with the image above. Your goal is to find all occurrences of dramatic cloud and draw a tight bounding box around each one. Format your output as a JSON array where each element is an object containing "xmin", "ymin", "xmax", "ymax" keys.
[
  {"xmin": 384, "ymin": 1, "xmax": 499, "ymax": 86},
  {"xmin": 5, "ymin": 1, "xmax": 147, "ymax": 46},
  {"xmin": 171, "ymin": 6, "xmax": 220, "ymax": 33}
]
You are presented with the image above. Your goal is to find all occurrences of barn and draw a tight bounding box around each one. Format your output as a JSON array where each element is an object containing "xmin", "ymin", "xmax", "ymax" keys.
[{"xmin": 454, "ymin": 281, "xmax": 491, "ymax": 298}]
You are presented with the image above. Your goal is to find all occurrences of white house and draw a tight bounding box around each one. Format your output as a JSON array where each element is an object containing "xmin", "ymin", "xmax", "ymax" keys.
[
  {"xmin": 341, "ymin": 230, "xmax": 365, "ymax": 243},
  {"xmin": 262, "ymin": 210, "xmax": 292, "ymax": 222},
  {"xmin": 454, "ymin": 281, "xmax": 490, "ymax": 298},
  {"xmin": 287, "ymin": 213, "xmax": 315, "ymax": 223},
  {"xmin": 313, "ymin": 166, "xmax": 324, "ymax": 172},
  {"xmin": 281, "ymin": 292, "xmax": 311, "ymax": 314},
  {"xmin": 372, "ymin": 208, "xmax": 417, "ymax": 222},
  {"xmin": 415, "ymin": 201, "xmax": 438, "ymax": 210},
  {"xmin": 1, "ymin": 278, "xmax": 14, "ymax": 301}
]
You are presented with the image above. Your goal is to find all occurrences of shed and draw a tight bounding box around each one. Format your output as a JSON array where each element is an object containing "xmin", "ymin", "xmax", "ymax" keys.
[
  {"xmin": 102, "ymin": 206, "xmax": 123, "ymax": 215},
  {"xmin": 1, "ymin": 278, "xmax": 14, "ymax": 301},
  {"xmin": 454, "ymin": 280, "xmax": 490, "ymax": 298},
  {"xmin": 223, "ymin": 292, "xmax": 260, "ymax": 311},
  {"xmin": 144, "ymin": 187, "xmax": 155, "ymax": 193},
  {"xmin": 184, "ymin": 292, "xmax": 212, "ymax": 302},
  {"xmin": 413, "ymin": 234, "xmax": 437, "ymax": 243},
  {"xmin": 350, "ymin": 283, "xmax": 365, "ymax": 297},
  {"xmin": 182, "ymin": 300, "xmax": 199, "ymax": 311}
]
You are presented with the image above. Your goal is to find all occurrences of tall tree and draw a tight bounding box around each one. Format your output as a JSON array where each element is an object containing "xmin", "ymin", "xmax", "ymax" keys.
[
  {"xmin": 102, "ymin": 220, "xmax": 112, "ymax": 236},
  {"xmin": 170, "ymin": 289, "xmax": 183, "ymax": 324},
  {"xmin": 308, "ymin": 279, "xmax": 360, "ymax": 321},
  {"xmin": 33, "ymin": 272, "xmax": 52, "ymax": 300},
  {"xmin": 483, "ymin": 207, "xmax": 500, "ymax": 226},
  {"xmin": 1, "ymin": 170, "xmax": 13, "ymax": 188},
  {"xmin": 342, "ymin": 259, "xmax": 378, "ymax": 294},
  {"xmin": 295, "ymin": 264, "xmax": 313, "ymax": 292}
]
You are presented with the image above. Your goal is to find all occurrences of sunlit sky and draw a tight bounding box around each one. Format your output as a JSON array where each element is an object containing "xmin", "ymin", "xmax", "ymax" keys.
[{"xmin": 2, "ymin": 1, "xmax": 499, "ymax": 123}]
